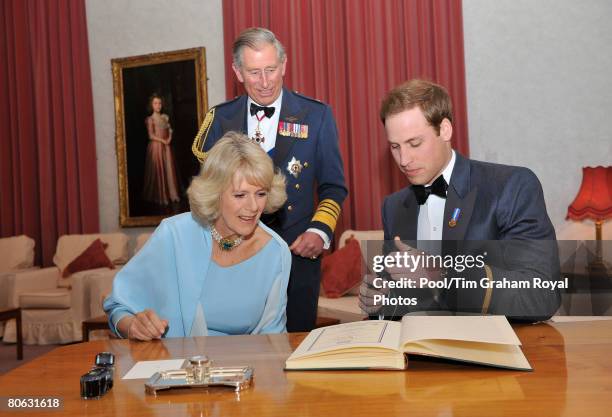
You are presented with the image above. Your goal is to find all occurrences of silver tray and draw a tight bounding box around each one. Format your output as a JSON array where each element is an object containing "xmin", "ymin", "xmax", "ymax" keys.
[{"xmin": 145, "ymin": 356, "xmax": 253, "ymax": 395}]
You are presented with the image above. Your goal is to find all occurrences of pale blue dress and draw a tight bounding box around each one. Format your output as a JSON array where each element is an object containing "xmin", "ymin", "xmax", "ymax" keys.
[
  {"xmin": 190, "ymin": 240, "xmax": 284, "ymax": 336},
  {"xmin": 103, "ymin": 212, "xmax": 291, "ymax": 337}
]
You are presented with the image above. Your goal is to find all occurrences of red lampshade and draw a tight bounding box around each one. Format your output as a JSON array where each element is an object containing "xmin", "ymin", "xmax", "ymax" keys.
[{"xmin": 567, "ymin": 166, "xmax": 612, "ymax": 221}]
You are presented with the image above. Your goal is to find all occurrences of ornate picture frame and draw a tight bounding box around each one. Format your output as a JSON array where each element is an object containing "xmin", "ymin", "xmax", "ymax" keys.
[{"xmin": 112, "ymin": 47, "xmax": 207, "ymax": 227}]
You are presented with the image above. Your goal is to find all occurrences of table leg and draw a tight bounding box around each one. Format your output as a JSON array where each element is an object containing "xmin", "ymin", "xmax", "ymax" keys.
[
  {"xmin": 82, "ymin": 321, "xmax": 89, "ymax": 342},
  {"xmin": 16, "ymin": 309, "xmax": 23, "ymax": 360}
]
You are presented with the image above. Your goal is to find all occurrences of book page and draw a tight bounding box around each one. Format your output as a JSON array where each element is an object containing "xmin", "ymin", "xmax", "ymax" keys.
[
  {"xmin": 410, "ymin": 339, "xmax": 531, "ymax": 370},
  {"xmin": 400, "ymin": 315, "xmax": 522, "ymax": 346},
  {"xmin": 290, "ymin": 321, "xmax": 401, "ymax": 359}
]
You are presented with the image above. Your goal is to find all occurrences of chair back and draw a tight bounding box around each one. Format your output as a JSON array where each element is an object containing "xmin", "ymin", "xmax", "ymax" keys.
[
  {"xmin": 53, "ymin": 233, "xmax": 129, "ymax": 288},
  {"xmin": 0, "ymin": 235, "xmax": 35, "ymax": 273}
]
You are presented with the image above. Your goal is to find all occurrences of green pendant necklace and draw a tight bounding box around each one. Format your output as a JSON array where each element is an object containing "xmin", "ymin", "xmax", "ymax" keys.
[{"xmin": 211, "ymin": 225, "xmax": 243, "ymax": 251}]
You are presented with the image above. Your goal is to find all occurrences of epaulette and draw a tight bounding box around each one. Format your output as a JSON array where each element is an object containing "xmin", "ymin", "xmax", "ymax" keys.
[
  {"xmin": 292, "ymin": 90, "xmax": 325, "ymax": 106},
  {"xmin": 192, "ymin": 97, "xmax": 243, "ymax": 163},
  {"xmin": 191, "ymin": 107, "xmax": 215, "ymax": 163}
]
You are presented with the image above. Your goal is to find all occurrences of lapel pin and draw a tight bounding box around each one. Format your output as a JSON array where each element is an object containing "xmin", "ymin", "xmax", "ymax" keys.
[{"xmin": 448, "ymin": 208, "xmax": 461, "ymax": 228}]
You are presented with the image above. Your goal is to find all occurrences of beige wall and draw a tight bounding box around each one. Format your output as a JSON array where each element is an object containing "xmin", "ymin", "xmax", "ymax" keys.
[
  {"xmin": 86, "ymin": 0, "xmax": 612, "ymax": 240},
  {"xmin": 463, "ymin": 0, "xmax": 612, "ymax": 239},
  {"xmin": 85, "ymin": 0, "xmax": 226, "ymax": 238}
]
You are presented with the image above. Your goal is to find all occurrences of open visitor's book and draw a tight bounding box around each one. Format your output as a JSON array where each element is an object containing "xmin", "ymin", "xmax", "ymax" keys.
[{"xmin": 285, "ymin": 315, "xmax": 532, "ymax": 371}]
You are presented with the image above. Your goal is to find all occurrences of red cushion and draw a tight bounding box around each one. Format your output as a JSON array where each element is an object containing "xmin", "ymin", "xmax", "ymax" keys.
[
  {"xmin": 321, "ymin": 237, "xmax": 363, "ymax": 298},
  {"xmin": 62, "ymin": 238, "xmax": 115, "ymax": 278}
]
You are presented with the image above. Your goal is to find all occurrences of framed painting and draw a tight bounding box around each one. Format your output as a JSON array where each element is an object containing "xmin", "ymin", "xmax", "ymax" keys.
[{"xmin": 112, "ymin": 47, "xmax": 207, "ymax": 226}]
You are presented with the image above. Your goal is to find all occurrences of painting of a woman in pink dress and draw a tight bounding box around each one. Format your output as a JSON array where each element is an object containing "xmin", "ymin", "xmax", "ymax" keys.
[{"xmin": 143, "ymin": 94, "xmax": 180, "ymax": 205}]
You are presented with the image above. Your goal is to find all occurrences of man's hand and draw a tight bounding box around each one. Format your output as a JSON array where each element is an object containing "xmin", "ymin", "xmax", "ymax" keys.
[
  {"xmin": 121, "ymin": 309, "xmax": 168, "ymax": 341},
  {"xmin": 289, "ymin": 231, "xmax": 324, "ymax": 259},
  {"xmin": 384, "ymin": 237, "xmax": 443, "ymax": 286},
  {"xmin": 358, "ymin": 273, "xmax": 390, "ymax": 315}
]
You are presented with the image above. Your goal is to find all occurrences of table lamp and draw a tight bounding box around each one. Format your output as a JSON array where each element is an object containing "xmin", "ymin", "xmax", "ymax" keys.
[{"xmin": 566, "ymin": 166, "xmax": 612, "ymax": 275}]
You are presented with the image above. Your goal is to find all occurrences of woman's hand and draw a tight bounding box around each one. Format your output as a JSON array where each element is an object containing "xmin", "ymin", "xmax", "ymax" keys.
[
  {"xmin": 120, "ymin": 309, "xmax": 169, "ymax": 341},
  {"xmin": 149, "ymin": 136, "xmax": 166, "ymax": 144}
]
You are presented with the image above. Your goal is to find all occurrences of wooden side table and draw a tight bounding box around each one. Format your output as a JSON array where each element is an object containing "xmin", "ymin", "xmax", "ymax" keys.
[
  {"xmin": 81, "ymin": 315, "xmax": 109, "ymax": 342},
  {"xmin": 0, "ymin": 308, "xmax": 23, "ymax": 360}
]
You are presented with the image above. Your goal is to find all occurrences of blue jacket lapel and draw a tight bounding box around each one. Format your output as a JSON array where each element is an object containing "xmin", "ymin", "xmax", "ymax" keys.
[
  {"xmin": 220, "ymin": 96, "xmax": 248, "ymax": 134},
  {"xmin": 393, "ymin": 153, "xmax": 477, "ymax": 242},
  {"xmin": 443, "ymin": 153, "xmax": 477, "ymax": 240},
  {"xmin": 397, "ymin": 191, "xmax": 419, "ymax": 241},
  {"xmin": 273, "ymin": 88, "xmax": 308, "ymax": 168}
]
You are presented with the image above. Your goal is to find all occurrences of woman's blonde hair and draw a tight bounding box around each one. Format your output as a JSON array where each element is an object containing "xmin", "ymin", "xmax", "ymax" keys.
[{"xmin": 187, "ymin": 131, "xmax": 287, "ymax": 224}]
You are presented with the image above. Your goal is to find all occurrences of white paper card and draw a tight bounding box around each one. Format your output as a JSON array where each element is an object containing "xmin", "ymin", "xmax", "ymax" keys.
[{"xmin": 122, "ymin": 359, "xmax": 186, "ymax": 379}]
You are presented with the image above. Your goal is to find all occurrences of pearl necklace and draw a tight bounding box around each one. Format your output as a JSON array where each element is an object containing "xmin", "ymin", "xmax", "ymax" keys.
[{"xmin": 211, "ymin": 225, "xmax": 243, "ymax": 251}]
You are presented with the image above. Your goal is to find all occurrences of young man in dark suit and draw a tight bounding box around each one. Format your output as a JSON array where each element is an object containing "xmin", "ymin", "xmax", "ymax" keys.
[
  {"xmin": 192, "ymin": 28, "xmax": 347, "ymax": 332},
  {"xmin": 360, "ymin": 79, "xmax": 560, "ymax": 322}
]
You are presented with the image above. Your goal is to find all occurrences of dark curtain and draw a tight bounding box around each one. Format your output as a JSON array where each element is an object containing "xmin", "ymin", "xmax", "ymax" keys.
[
  {"xmin": 0, "ymin": 0, "xmax": 99, "ymax": 265},
  {"xmin": 223, "ymin": 0, "xmax": 470, "ymax": 241}
]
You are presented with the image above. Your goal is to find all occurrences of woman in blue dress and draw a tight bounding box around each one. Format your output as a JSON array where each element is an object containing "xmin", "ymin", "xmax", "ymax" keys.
[{"xmin": 104, "ymin": 132, "xmax": 290, "ymax": 340}]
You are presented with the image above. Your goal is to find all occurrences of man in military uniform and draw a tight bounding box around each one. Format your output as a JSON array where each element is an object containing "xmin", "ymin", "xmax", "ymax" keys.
[{"xmin": 192, "ymin": 27, "xmax": 347, "ymax": 332}]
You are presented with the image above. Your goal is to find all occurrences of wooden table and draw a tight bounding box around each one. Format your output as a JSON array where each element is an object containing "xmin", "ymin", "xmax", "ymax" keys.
[{"xmin": 1, "ymin": 320, "xmax": 611, "ymax": 416}]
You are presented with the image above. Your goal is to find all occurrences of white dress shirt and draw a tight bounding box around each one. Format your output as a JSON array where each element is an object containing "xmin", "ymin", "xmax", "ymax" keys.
[
  {"xmin": 247, "ymin": 93, "xmax": 282, "ymax": 154},
  {"xmin": 417, "ymin": 150, "xmax": 456, "ymax": 251}
]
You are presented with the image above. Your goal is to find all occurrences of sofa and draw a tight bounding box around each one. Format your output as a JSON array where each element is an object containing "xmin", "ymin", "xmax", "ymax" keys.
[{"xmin": 2, "ymin": 233, "xmax": 129, "ymax": 344}]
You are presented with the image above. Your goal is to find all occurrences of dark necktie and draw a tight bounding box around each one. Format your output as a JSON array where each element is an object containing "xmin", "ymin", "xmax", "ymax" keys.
[
  {"xmin": 413, "ymin": 175, "xmax": 448, "ymax": 205},
  {"xmin": 250, "ymin": 103, "xmax": 275, "ymax": 118}
]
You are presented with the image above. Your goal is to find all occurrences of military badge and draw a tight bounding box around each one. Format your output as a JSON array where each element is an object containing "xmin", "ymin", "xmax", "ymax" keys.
[
  {"xmin": 278, "ymin": 121, "xmax": 308, "ymax": 139},
  {"xmin": 287, "ymin": 157, "xmax": 303, "ymax": 178},
  {"xmin": 250, "ymin": 128, "xmax": 265, "ymax": 144},
  {"xmin": 251, "ymin": 112, "xmax": 266, "ymax": 143},
  {"xmin": 448, "ymin": 208, "xmax": 461, "ymax": 228}
]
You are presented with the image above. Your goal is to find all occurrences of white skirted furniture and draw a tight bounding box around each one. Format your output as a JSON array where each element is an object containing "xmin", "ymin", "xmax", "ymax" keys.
[
  {"xmin": 0, "ymin": 235, "xmax": 36, "ymax": 275},
  {"xmin": 3, "ymin": 233, "xmax": 129, "ymax": 345},
  {"xmin": 82, "ymin": 233, "xmax": 152, "ymax": 341},
  {"xmin": 0, "ymin": 235, "xmax": 36, "ymax": 339}
]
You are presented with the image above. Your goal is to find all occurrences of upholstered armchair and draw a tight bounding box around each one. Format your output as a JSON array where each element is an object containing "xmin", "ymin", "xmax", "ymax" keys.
[
  {"xmin": 81, "ymin": 233, "xmax": 153, "ymax": 341},
  {"xmin": 87, "ymin": 232, "xmax": 152, "ymax": 319},
  {"xmin": 0, "ymin": 235, "xmax": 37, "ymax": 338},
  {"xmin": 1, "ymin": 235, "xmax": 37, "ymax": 308},
  {"xmin": 0, "ymin": 235, "xmax": 36, "ymax": 275},
  {"xmin": 2, "ymin": 233, "xmax": 129, "ymax": 344}
]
